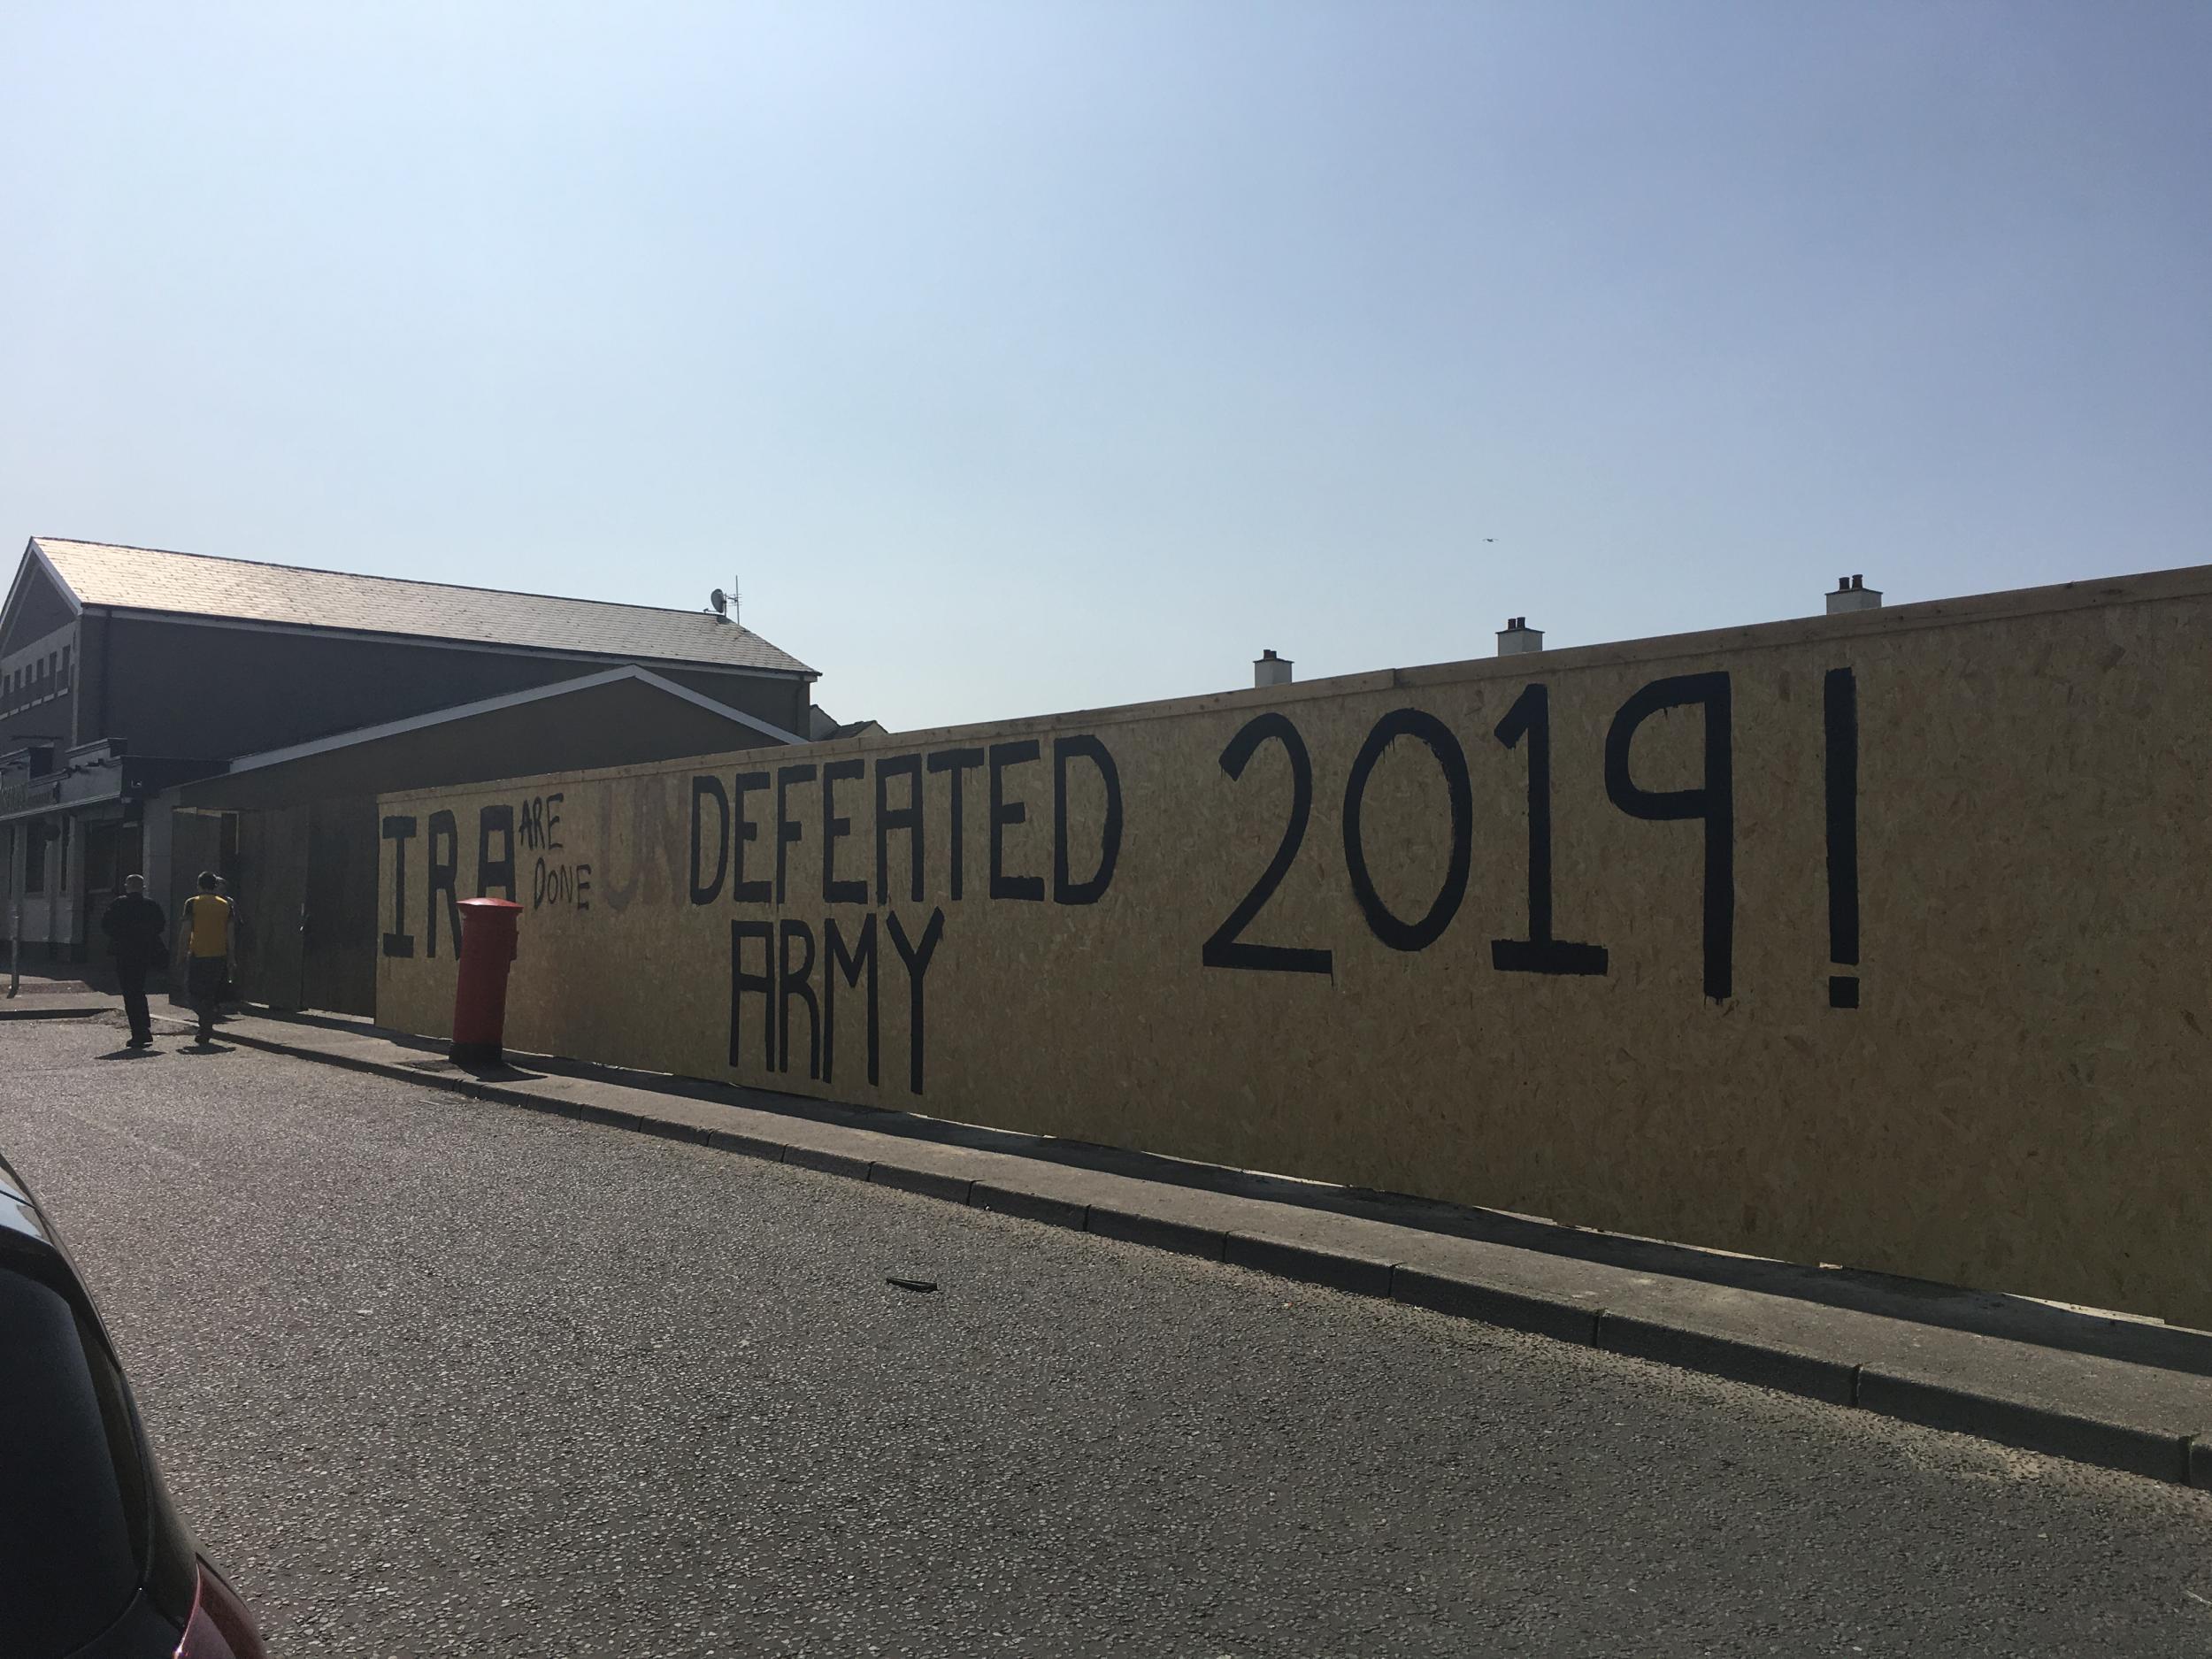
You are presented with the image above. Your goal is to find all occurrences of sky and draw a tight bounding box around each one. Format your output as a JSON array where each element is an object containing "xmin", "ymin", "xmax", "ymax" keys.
[{"xmin": 3, "ymin": 2, "xmax": 2208, "ymax": 730}]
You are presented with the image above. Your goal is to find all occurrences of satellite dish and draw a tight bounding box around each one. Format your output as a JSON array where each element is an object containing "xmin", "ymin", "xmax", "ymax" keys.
[{"xmin": 709, "ymin": 588, "xmax": 728, "ymax": 618}]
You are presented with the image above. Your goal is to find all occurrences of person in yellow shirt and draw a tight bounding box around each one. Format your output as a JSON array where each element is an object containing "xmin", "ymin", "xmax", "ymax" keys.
[{"xmin": 180, "ymin": 871, "xmax": 234, "ymax": 1046}]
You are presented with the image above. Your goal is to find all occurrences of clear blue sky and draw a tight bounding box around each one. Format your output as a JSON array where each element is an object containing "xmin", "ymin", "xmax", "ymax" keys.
[{"xmin": 4, "ymin": 3, "xmax": 2207, "ymax": 729}]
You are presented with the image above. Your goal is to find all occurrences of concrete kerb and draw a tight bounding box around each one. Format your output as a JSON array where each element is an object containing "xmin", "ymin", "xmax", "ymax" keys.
[
  {"xmin": 965, "ymin": 1180, "xmax": 1086, "ymax": 1231},
  {"xmin": 870, "ymin": 1164, "xmax": 976, "ymax": 1205},
  {"xmin": 196, "ymin": 1014, "xmax": 2212, "ymax": 1492},
  {"xmin": 1389, "ymin": 1264, "xmax": 1601, "ymax": 1345},
  {"xmin": 1225, "ymin": 1232, "xmax": 1396, "ymax": 1299},
  {"xmin": 1594, "ymin": 1313, "xmax": 1861, "ymax": 1407},
  {"xmin": 784, "ymin": 1144, "xmax": 872, "ymax": 1182},
  {"xmin": 709, "ymin": 1127, "xmax": 793, "ymax": 1164},
  {"xmin": 1086, "ymin": 1202, "xmax": 1226, "ymax": 1262},
  {"xmin": 1853, "ymin": 1369, "xmax": 2193, "ymax": 1486}
]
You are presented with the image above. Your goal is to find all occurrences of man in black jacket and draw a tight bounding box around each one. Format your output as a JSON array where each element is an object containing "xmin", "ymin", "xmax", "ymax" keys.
[{"xmin": 100, "ymin": 874, "xmax": 166, "ymax": 1049}]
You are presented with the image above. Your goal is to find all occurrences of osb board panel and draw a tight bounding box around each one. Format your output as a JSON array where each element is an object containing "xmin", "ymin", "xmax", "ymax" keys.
[{"xmin": 376, "ymin": 575, "xmax": 2212, "ymax": 1325}]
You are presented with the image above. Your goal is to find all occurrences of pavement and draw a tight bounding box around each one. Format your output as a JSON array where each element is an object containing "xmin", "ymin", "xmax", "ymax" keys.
[
  {"xmin": 0, "ymin": 968, "xmax": 110, "ymax": 1015},
  {"xmin": 22, "ymin": 977, "xmax": 2202, "ymax": 1490},
  {"xmin": 6, "ymin": 1015, "xmax": 2211, "ymax": 1655}
]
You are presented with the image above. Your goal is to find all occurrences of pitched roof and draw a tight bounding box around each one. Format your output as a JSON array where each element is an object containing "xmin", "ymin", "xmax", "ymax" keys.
[{"xmin": 27, "ymin": 537, "xmax": 815, "ymax": 677}]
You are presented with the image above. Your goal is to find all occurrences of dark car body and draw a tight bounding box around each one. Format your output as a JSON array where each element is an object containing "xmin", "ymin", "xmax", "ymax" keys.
[{"xmin": 0, "ymin": 1152, "xmax": 265, "ymax": 1658}]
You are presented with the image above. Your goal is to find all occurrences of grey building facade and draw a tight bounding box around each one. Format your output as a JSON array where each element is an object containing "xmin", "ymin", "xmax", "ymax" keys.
[{"xmin": 2, "ymin": 537, "xmax": 816, "ymax": 962}]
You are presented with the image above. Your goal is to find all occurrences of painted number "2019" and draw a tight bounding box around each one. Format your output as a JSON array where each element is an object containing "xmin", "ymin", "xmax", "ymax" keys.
[{"xmin": 1201, "ymin": 674, "xmax": 1751, "ymax": 1002}]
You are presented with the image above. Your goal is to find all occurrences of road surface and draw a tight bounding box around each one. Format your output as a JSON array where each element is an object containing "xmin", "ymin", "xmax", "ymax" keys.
[{"xmin": 4, "ymin": 1017, "xmax": 2208, "ymax": 1655}]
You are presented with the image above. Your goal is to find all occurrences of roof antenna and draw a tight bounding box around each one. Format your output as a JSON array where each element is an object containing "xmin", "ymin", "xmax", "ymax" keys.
[
  {"xmin": 708, "ymin": 575, "xmax": 743, "ymax": 626},
  {"xmin": 731, "ymin": 574, "xmax": 741, "ymax": 632}
]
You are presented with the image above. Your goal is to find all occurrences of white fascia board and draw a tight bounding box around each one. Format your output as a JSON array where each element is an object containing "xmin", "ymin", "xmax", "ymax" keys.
[
  {"xmin": 0, "ymin": 541, "xmax": 85, "ymax": 647},
  {"xmin": 219, "ymin": 664, "xmax": 805, "ymax": 778},
  {"xmin": 621, "ymin": 666, "xmax": 809, "ymax": 746}
]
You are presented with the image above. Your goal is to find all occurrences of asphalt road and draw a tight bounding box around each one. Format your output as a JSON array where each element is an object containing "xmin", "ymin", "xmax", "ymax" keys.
[{"xmin": 4, "ymin": 1017, "xmax": 2208, "ymax": 1657}]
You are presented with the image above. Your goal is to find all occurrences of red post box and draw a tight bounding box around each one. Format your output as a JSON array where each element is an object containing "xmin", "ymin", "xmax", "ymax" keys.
[{"xmin": 449, "ymin": 897, "xmax": 522, "ymax": 1066}]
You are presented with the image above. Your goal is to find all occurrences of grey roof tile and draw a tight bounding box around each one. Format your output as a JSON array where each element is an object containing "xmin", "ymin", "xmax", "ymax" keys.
[{"xmin": 31, "ymin": 538, "xmax": 814, "ymax": 677}]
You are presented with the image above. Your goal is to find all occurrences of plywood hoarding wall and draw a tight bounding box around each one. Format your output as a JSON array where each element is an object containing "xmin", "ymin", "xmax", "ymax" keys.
[{"xmin": 377, "ymin": 570, "xmax": 2212, "ymax": 1325}]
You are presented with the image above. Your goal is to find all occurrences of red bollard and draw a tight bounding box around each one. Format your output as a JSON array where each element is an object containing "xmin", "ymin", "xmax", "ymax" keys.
[{"xmin": 449, "ymin": 898, "xmax": 522, "ymax": 1066}]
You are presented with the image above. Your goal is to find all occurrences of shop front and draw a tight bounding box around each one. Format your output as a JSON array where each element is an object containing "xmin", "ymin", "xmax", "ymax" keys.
[{"xmin": 3, "ymin": 740, "xmax": 217, "ymax": 971}]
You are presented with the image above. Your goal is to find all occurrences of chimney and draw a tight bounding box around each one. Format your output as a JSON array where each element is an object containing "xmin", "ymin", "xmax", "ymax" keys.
[
  {"xmin": 1826, "ymin": 573, "xmax": 1881, "ymax": 615},
  {"xmin": 1496, "ymin": 617, "xmax": 1543, "ymax": 657},
  {"xmin": 1254, "ymin": 649, "xmax": 1294, "ymax": 689}
]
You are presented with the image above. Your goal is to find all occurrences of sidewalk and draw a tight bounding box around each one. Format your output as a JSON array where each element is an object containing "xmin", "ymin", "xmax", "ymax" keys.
[
  {"xmin": 0, "ymin": 967, "xmax": 118, "ymax": 1018},
  {"xmin": 26, "ymin": 995, "xmax": 2212, "ymax": 1490}
]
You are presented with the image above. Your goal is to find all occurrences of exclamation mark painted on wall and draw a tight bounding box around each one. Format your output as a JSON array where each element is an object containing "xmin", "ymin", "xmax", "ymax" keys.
[{"xmin": 1824, "ymin": 666, "xmax": 1860, "ymax": 1009}]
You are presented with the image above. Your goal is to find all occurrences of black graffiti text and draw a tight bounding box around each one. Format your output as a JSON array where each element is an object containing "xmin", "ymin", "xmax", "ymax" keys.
[
  {"xmin": 531, "ymin": 856, "xmax": 592, "ymax": 912},
  {"xmin": 1204, "ymin": 672, "xmax": 1757, "ymax": 1004},
  {"xmin": 730, "ymin": 908, "xmax": 947, "ymax": 1094},
  {"xmin": 382, "ymin": 803, "xmax": 553, "ymax": 958},
  {"xmin": 687, "ymin": 735, "xmax": 1122, "ymax": 910}
]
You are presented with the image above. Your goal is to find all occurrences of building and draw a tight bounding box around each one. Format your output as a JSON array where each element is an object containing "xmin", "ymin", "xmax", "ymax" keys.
[
  {"xmin": 1, "ymin": 536, "xmax": 817, "ymax": 964},
  {"xmin": 167, "ymin": 665, "xmax": 810, "ymax": 1014},
  {"xmin": 806, "ymin": 704, "xmax": 890, "ymax": 742}
]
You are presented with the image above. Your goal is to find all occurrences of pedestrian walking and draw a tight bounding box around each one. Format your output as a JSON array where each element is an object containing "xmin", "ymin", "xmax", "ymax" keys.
[
  {"xmin": 213, "ymin": 872, "xmax": 242, "ymax": 1010},
  {"xmin": 180, "ymin": 871, "xmax": 234, "ymax": 1046},
  {"xmin": 98, "ymin": 874, "xmax": 166, "ymax": 1048}
]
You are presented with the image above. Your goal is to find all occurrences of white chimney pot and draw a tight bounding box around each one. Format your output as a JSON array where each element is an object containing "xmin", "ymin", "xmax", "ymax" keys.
[
  {"xmin": 1826, "ymin": 573, "xmax": 1883, "ymax": 615},
  {"xmin": 1496, "ymin": 618, "xmax": 1544, "ymax": 657}
]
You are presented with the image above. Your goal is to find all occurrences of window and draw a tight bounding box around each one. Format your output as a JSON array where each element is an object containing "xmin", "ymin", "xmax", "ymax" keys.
[
  {"xmin": 24, "ymin": 820, "xmax": 46, "ymax": 894},
  {"xmin": 58, "ymin": 646, "xmax": 69, "ymax": 691}
]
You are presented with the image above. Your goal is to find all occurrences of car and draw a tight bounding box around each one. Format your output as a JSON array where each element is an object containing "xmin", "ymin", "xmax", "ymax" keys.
[{"xmin": 0, "ymin": 1150, "xmax": 267, "ymax": 1658}]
